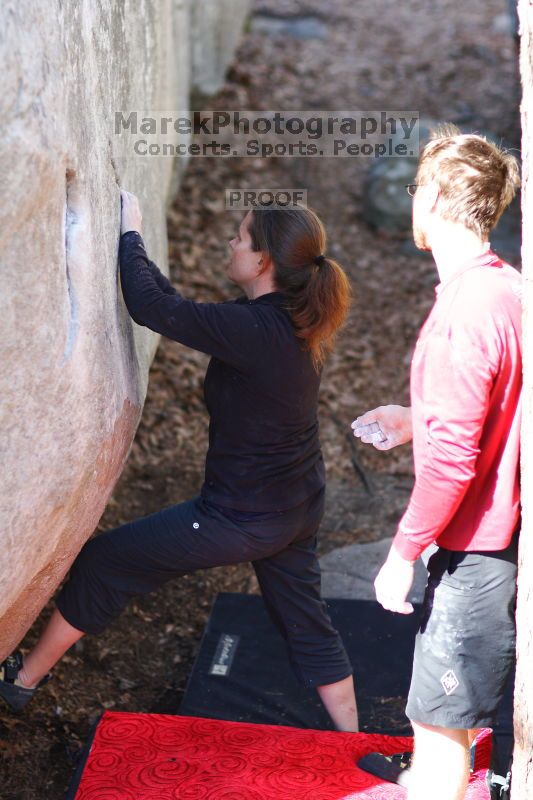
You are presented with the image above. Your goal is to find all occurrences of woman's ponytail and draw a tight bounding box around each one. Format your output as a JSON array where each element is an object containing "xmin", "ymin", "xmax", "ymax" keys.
[
  {"xmin": 289, "ymin": 254, "xmax": 351, "ymax": 369},
  {"xmin": 249, "ymin": 208, "xmax": 352, "ymax": 370}
]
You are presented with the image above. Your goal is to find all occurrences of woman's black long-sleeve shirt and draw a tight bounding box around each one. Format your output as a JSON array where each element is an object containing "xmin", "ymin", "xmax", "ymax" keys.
[{"xmin": 119, "ymin": 231, "xmax": 325, "ymax": 512}]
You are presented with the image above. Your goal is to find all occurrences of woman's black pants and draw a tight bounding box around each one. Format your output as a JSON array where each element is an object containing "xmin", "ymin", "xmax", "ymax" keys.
[{"xmin": 56, "ymin": 488, "xmax": 352, "ymax": 689}]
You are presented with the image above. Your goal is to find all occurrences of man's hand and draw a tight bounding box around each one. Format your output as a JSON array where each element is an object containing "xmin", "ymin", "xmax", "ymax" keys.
[
  {"xmin": 351, "ymin": 405, "xmax": 413, "ymax": 451},
  {"xmin": 374, "ymin": 545, "xmax": 415, "ymax": 614},
  {"xmin": 120, "ymin": 189, "xmax": 143, "ymax": 235}
]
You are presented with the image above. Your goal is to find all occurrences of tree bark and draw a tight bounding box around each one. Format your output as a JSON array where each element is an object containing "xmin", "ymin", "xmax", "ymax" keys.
[{"xmin": 514, "ymin": 2, "xmax": 533, "ymax": 796}]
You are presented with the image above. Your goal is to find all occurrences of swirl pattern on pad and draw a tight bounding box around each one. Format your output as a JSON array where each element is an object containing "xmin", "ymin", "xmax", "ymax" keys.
[{"xmin": 74, "ymin": 711, "xmax": 493, "ymax": 799}]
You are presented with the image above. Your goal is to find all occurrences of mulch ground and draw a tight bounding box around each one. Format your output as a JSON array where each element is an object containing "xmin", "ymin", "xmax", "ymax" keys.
[{"xmin": 0, "ymin": 1, "xmax": 519, "ymax": 797}]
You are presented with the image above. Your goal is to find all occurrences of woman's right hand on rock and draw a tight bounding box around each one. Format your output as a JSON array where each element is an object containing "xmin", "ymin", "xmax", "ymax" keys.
[
  {"xmin": 351, "ymin": 405, "xmax": 413, "ymax": 451},
  {"xmin": 120, "ymin": 189, "xmax": 143, "ymax": 235}
]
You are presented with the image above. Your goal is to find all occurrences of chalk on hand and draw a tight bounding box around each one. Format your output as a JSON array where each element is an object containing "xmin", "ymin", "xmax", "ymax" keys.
[{"xmin": 354, "ymin": 420, "xmax": 388, "ymax": 443}]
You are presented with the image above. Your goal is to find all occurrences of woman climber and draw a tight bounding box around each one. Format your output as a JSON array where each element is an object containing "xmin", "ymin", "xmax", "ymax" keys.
[{"xmin": 0, "ymin": 191, "xmax": 358, "ymax": 732}]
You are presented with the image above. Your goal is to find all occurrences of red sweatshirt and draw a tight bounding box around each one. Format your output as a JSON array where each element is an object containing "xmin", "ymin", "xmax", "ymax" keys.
[{"xmin": 393, "ymin": 251, "xmax": 522, "ymax": 562}]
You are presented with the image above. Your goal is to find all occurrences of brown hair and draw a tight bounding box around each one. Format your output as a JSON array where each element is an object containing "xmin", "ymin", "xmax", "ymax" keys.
[
  {"xmin": 249, "ymin": 207, "xmax": 352, "ymax": 370},
  {"xmin": 416, "ymin": 123, "xmax": 520, "ymax": 238}
]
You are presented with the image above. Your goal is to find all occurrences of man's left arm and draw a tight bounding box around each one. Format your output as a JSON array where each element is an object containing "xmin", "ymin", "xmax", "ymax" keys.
[{"xmin": 375, "ymin": 325, "xmax": 497, "ymax": 613}]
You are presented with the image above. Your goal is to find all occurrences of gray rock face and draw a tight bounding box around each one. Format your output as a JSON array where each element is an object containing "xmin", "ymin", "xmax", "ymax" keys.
[
  {"xmin": 250, "ymin": 12, "xmax": 328, "ymax": 40},
  {"xmin": 0, "ymin": 0, "xmax": 249, "ymax": 658},
  {"xmin": 191, "ymin": 0, "xmax": 251, "ymax": 97},
  {"xmin": 320, "ymin": 537, "xmax": 434, "ymax": 604}
]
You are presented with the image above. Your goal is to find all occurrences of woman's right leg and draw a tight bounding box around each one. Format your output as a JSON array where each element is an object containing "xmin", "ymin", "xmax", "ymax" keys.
[
  {"xmin": 14, "ymin": 499, "xmax": 210, "ymax": 688},
  {"xmin": 19, "ymin": 609, "xmax": 84, "ymax": 687},
  {"xmin": 15, "ymin": 496, "xmax": 281, "ymax": 690}
]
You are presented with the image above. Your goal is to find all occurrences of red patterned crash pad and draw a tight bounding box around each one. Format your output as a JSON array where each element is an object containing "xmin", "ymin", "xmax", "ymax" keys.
[{"xmin": 73, "ymin": 712, "xmax": 492, "ymax": 799}]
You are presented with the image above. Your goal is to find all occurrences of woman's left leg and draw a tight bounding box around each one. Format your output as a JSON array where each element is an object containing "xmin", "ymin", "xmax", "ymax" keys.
[
  {"xmin": 251, "ymin": 491, "xmax": 358, "ymax": 732},
  {"xmin": 316, "ymin": 676, "xmax": 359, "ymax": 732}
]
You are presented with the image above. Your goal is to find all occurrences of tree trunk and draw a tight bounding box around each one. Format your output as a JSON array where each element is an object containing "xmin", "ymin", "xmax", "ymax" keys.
[{"xmin": 514, "ymin": 1, "xmax": 533, "ymax": 796}]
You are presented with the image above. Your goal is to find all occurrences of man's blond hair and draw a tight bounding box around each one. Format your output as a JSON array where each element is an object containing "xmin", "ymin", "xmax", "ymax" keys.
[{"xmin": 416, "ymin": 123, "xmax": 521, "ymax": 238}]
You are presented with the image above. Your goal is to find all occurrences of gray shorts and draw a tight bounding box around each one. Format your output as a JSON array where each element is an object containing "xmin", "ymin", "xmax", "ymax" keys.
[{"xmin": 406, "ymin": 533, "xmax": 518, "ymax": 730}]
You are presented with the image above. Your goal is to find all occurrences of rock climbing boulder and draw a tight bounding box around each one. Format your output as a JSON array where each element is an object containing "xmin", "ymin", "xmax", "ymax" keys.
[{"xmin": 0, "ymin": 0, "xmax": 249, "ymax": 658}]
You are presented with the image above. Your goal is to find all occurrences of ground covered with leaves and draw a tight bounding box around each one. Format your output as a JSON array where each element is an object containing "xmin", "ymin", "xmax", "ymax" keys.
[{"xmin": 0, "ymin": 1, "xmax": 519, "ymax": 797}]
